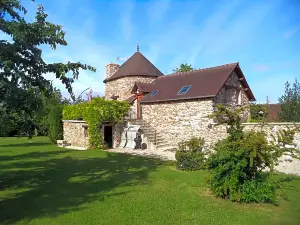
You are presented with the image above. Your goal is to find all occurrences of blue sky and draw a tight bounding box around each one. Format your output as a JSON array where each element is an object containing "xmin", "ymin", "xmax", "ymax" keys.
[{"xmin": 4, "ymin": 0, "xmax": 300, "ymax": 102}]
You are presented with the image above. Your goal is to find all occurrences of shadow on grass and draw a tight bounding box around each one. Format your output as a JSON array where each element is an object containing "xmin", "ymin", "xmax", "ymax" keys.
[
  {"xmin": 0, "ymin": 150, "xmax": 71, "ymax": 162},
  {"xmin": 276, "ymin": 174, "xmax": 300, "ymax": 196},
  {"xmin": 0, "ymin": 142, "xmax": 51, "ymax": 148},
  {"xmin": 0, "ymin": 149, "xmax": 164, "ymax": 224}
]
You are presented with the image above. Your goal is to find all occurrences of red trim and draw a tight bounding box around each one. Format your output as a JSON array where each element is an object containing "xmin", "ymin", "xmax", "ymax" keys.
[{"xmin": 136, "ymin": 93, "xmax": 144, "ymax": 119}]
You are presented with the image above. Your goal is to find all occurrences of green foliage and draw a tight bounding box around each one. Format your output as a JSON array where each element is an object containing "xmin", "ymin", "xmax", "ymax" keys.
[
  {"xmin": 63, "ymin": 97, "xmax": 130, "ymax": 149},
  {"xmin": 175, "ymin": 137, "xmax": 206, "ymax": 171},
  {"xmin": 207, "ymin": 104, "xmax": 299, "ymax": 203},
  {"xmin": 240, "ymin": 178, "xmax": 278, "ymax": 203},
  {"xmin": 279, "ymin": 79, "xmax": 300, "ymax": 122},
  {"xmin": 0, "ymin": 0, "xmax": 95, "ymax": 136},
  {"xmin": 34, "ymin": 89, "xmax": 68, "ymax": 136},
  {"xmin": 250, "ymin": 103, "xmax": 268, "ymax": 122},
  {"xmin": 173, "ymin": 63, "xmax": 193, "ymax": 73},
  {"xmin": 2, "ymin": 137, "xmax": 300, "ymax": 224},
  {"xmin": 63, "ymin": 102, "xmax": 88, "ymax": 120},
  {"xmin": 48, "ymin": 105, "xmax": 63, "ymax": 143}
]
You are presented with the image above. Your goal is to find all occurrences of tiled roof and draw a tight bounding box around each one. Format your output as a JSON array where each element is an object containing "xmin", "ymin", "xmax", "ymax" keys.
[
  {"xmin": 125, "ymin": 95, "xmax": 136, "ymax": 104},
  {"xmin": 266, "ymin": 104, "xmax": 281, "ymax": 122},
  {"xmin": 104, "ymin": 51, "xmax": 163, "ymax": 83},
  {"xmin": 140, "ymin": 62, "xmax": 255, "ymax": 103},
  {"xmin": 131, "ymin": 82, "xmax": 152, "ymax": 93}
]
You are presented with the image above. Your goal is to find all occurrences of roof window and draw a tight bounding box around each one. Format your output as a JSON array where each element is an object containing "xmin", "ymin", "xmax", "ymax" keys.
[
  {"xmin": 178, "ymin": 85, "xmax": 191, "ymax": 95},
  {"xmin": 151, "ymin": 90, "xmax": 159, "ymax": 96}
]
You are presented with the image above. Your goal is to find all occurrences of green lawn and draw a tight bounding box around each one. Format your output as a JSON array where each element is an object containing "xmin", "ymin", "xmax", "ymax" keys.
[{"xmin": 0, "ymin": 137, "xmax": 300, "ymax": 225}]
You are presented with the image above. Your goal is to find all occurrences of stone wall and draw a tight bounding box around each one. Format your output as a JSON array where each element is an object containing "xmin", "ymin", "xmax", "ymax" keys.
[
  {"xmin": 207, "ymin": 123, "xmax": 300, "ymax": 176},
  {"xmin": 105, "ymin": 76, "xmax": 155, "ymax": 101},
  {"xmin": 213, "ymin": 71, "xmax": 250, "ymax": 120},
  {"xmin": 141, "ymin": 99, "xmax": 215, "ymax": 148},
  {"xmin": 214, "ymin": 72, "xmax": 249, "ymax": 106},
  {"xmin": 106, "ymin": 63, "xmax": 120, "ymax": 79},
  {"xmin": 206, "ymin": 123, "xmax": 300, "ymax": 149},
  {"xmin": 63, "ymin": 120, "xmax": 89, "ymax": 148},
  {"xmin": 63, "ymin": 120, "xmax": 126, "ymax": 149}
]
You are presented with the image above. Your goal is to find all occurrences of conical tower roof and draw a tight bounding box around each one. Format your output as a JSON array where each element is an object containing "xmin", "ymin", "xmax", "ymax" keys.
[{"xmin": 104, "ymin": 51, "xmax": 163, "ymax": 83}]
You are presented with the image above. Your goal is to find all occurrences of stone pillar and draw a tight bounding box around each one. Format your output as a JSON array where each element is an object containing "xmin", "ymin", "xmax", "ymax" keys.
[{"xmin": 106, "ymin": 63, "xmax": 120, "ymax": 79}]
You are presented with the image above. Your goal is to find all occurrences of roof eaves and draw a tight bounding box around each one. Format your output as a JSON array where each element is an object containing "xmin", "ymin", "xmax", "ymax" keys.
[
  {"xmin": 234, "ymin": 65, "xmax": 256, "ymax": 101},
  {"xmin": 213, "ymin": 62, "xmax": 239, "ymax": 100},
  {"xmin": 104, "ymin": 74, "xmax": 160, "ymax": 83}
]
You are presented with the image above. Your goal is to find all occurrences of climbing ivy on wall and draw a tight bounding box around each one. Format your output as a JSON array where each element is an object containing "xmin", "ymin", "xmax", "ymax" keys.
[{"xmin": 63, "ymin": 97, "xmax": 130, "ymax": 149}]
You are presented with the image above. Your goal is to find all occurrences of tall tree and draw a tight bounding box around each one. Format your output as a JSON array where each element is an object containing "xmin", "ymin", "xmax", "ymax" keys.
[
  {"xmin": 0, "ymin": 0, "xmax": 95, "ymax": 110},
  {"xmin": 173, "ymin": 63, "xmax": 193, "ymax": 73},
  {"xmin": 278, "ymin": 79, "xmax": 300, "ymax": 122},
  {"xmin": 0, "ymin": 0, "xmax": 95, "ymax": 136}
]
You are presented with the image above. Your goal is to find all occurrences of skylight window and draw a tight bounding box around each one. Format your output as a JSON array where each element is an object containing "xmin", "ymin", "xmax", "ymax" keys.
[
  {"xmin": 178, "ymin": 85, "xmax": 191, "ymax": 95},
  {"xmin": 151, "ymin": 90, "xmax": 159, "ymax": 96}
]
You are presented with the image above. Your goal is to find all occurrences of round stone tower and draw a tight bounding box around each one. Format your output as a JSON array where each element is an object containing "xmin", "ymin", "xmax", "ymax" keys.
[{"xmin": 104, "ymin": 49, "xmax": 163, "ymax": 101}]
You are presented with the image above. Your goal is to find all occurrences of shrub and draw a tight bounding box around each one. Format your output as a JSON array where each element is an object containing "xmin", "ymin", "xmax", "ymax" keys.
[
  {"xmin": 175, "ymin": 137, "xmax": 206, "ymax": 171},
  {"xmin": 48, "ymin": 105, "xmax": 63, "ymax": 143},
  {"xmin": 207, "ymin": 104, "xmax": 299, "ymax": 203},
  {"xmin": 175, "ymin": 151, "xmax": 206, "ymax": 171},
  {"xmin": 250, "ymin": 103, "xmax": 268, "ymax": 122},
  {"xmin": 240, "ymin": 178, "xmax": 278, "ymax": 203}
]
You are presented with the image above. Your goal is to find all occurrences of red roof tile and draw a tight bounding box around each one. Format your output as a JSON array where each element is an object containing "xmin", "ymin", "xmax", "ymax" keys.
[
  {"xmin": 140, "ymin": 63, "xmax": 255, "ymax": 103},
  {"xmin": 125, "ymin": 95, "xmax": 136, "ymax": 104},
  {"xmin": 266, "ymin": 104, "xmax": 281, "ymax": 122},
  {"xmin": 104, "ymin": 52, "xmax": 163, "ymax": 83},
  {"xmin": 131, "ymin": 82, "xmax": 152, "ymax": 93}
]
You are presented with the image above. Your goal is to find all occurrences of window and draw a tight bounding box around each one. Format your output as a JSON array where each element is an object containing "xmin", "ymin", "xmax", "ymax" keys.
[
  {"xmin": 237, "ymin": 90, "xmax": 242, "ymax": 105},
  {"xmin": 178, "ymin": 85, "xmax": 191, "ymax": 95},
  {"xmin": 151, "ymin": 90, "xmax": 159, "ymax": 96}
]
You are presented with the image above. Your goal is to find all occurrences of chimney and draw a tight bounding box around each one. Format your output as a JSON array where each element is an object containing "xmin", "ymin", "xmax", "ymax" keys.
[{"xmin": 106, "ymin": 63, "xmax": 120, "ymax": 79}]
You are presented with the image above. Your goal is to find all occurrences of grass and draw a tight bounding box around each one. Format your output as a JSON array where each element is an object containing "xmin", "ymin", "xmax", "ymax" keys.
[{"xmin": 0, "ymin": 137, "xmax": 300, "ymax": 225}]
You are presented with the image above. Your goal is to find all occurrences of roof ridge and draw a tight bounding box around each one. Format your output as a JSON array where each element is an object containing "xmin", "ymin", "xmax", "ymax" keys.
[{"xmin": 159, "ymin": 62, "xmax": 238, "ymax": 79}]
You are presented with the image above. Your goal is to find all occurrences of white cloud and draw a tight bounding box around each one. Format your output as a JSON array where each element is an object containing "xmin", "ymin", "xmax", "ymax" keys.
[
  {"xmin": 116, "ymin": 56, "xmax": 128, "ymax": 63},
  {"xmin": 253, "ymin": 64, "xmax": 270, "ymax": 72},
  {"xmin": 39, "ymin": 8, "xmax": 115, "ymax": 99}
]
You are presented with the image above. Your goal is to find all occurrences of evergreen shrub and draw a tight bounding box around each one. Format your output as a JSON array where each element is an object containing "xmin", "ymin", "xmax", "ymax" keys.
[{"xmin": 175, "ymin": 137, "xmax": 206, "ymax": 171}]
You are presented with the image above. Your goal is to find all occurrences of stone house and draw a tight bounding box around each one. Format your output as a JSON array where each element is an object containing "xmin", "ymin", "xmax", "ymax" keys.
[
  {"xmin": 64, "ymin": 48, "xmax": 252, "ymax": 150},
  {"xmin": 102, "ymin": 48, "xmax": 255, "ymax": 149},
  {"xmin": 61, "ymin": 47, "xmax": 300, "ymax": 175}
]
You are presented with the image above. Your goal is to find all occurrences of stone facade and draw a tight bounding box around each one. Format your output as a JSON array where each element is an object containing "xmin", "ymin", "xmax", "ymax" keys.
[
  {"xmin": 214, "ymin": 72, "xmax": 249, "ymax": 106},
  {"xmin": 140, "ymin": 71, "xmax": 250, "ymax": 148},
  {"xmin": 141, "ymin": 99, "xmax": 215, "ymax": 148},
  {"xmin": 106, "ymin": 63, "xmax": 120, "ymax": 79},
  {"xmin": 101, "ymin": 123, "xmax": 126, "ymax": 148},
  {"xmin": 63, "ymin": 120, "xmax": 126, "ymax": 149},
  {"xmin": 105, "ymin": 76, "xmax": 155, "ymax": 101},
  {"xmin": 213, "ymin": 71, "xmax": 250, "ymax": 120},
  {"xmin": 63, "ymin": 120, "xmax": 89, "ymax": 148}
]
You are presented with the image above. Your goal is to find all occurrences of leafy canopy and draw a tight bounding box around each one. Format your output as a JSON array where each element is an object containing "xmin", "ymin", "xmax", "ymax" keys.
[
  {"xmin": 0, "ymin": 0, "xmax": 95, "ymax": 112},
  {"xmin": 173, "ymin": 63, "xmax": 193, "ymax": 73},
  {"xmin": 279, "ymin": 79, "xmax": 300, "ymax": 122},
  {"xmin": 0, "ymin": 0, "xmax": 95, "ymax": 137}
]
